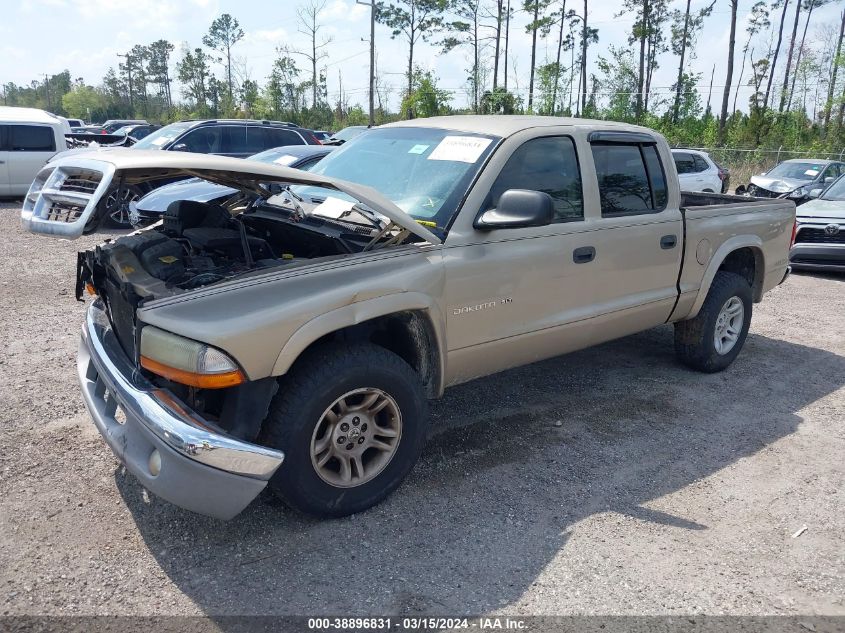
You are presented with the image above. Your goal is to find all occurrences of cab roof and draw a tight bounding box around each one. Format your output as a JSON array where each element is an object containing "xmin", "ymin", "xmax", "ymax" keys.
[
  {"xmin": 383, "ymin": 115, "xmax": 657, "ymax": 138},
  {"xmin": 0, "ymin": 106, "xmax": 64, "ymax": 125}
]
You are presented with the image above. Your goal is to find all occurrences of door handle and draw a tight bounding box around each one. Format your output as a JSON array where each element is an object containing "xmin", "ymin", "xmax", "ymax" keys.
[
  {"xmin": 573, "ymin": 246, "xmax": 596, "ymax": 264},
  {"xmin": 660, "ymin": 234, "xmax": 678, "ymax": 249}
]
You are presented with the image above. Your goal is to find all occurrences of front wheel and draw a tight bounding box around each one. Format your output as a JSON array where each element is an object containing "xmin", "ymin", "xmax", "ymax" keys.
[
  {"xmin": 98, "ymin": 184, "xmax": 143, "ymax": 229},
  {"xmin": 674, "ymin": 271, "xmax": 752, "ymax": 373},
  {"xmin": 261, "ymin": 343, "xmax": 429, "ymax": 517}
]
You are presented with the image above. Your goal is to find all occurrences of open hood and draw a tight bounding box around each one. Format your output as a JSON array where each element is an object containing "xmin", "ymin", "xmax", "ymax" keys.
[{"xmin": 21, "ymin": 149, "xmax": 442, "ymax": 245}]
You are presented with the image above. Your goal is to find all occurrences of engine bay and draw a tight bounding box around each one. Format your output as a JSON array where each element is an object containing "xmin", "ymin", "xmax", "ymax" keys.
[{"xmin": 78, "ymin": 197, "xmax": 386, "ymax": 306}]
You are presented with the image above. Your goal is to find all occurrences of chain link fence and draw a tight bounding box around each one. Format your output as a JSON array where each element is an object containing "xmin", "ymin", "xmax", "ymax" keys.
[{"xmin": 678, "ymin": 146, "xmax": 845, "ymax": 192}]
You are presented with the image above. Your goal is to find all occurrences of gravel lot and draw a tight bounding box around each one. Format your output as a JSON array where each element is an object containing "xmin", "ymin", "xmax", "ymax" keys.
[{"xmin": 0, "ymin": 199, "xmax": 843, "ymax": 617}]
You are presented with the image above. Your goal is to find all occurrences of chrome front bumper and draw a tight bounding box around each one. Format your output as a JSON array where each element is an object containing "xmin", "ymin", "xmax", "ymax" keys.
[{"xmin": 78, "ymin": 300, "xmax": 285, "ymax": 519}]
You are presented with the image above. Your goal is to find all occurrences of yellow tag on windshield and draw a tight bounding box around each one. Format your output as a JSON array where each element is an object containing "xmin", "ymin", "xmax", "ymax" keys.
[{"xmin": 416, "ymin": 220, "xmax": 437, "ymax": 228}]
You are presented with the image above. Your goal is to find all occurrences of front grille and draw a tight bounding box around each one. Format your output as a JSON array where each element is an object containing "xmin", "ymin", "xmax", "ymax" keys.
[
  {"xmin": 45, "ymin": 200, "xmax": 85, "ymax": 222},
  {"xmin": 61, "ymin": 172, "xmax": 101, "ymax": 194},
  {"xmin": 749, "ymin": 186, "xmax": 779, "ymax": 198},
  {"xmin": 796, "ymin": 227, "xmax": 845, "ymax": 244}
]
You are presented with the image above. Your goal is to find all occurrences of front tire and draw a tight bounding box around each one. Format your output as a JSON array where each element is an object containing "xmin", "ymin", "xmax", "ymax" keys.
[
  {"xmin": 261, "ymin": 343, "xmax": 429, "ymax": 517},
  {"xmin": 98, "ymin": 184, "xmax": 143, "ymax": 228},
  {"xmin": 674, "ymin": 271, "xmax": 752, "ymax": 373}
]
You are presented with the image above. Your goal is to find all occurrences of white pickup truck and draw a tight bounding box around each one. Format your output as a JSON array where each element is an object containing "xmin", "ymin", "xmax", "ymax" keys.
[{"xmin": 22, "ymin": 116, "xmax": 796, "ymax": 519}]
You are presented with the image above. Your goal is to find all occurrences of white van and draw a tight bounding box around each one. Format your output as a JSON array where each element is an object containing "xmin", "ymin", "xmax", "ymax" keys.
[{"xmin": 0, "ymin": 107, "xmax": 67, "ymax": 196}]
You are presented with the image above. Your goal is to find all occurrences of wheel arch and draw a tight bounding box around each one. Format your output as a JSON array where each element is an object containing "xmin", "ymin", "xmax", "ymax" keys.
[
  {"xmin": 271, "ymin": 293, "xmax": 446, "ymax": 398},
  {"xmin": 687, "ymin": 237, "xmax": 765, "ymax": 319}
]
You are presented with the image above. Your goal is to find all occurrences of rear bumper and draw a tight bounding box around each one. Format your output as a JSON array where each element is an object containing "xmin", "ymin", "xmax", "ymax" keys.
[
  {"xmin": 78, "ymin": 300, "xmax": 284, "ymax": 519},
  {"xmin": 789, "ymin": 244, "xmax": 845, "ymax": 272}
]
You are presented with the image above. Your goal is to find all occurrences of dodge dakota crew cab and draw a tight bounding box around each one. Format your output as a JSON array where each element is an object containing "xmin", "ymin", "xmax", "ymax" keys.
[{"xmin": 22, "ymin": 116, "xmax": 795, "ymax": 519}]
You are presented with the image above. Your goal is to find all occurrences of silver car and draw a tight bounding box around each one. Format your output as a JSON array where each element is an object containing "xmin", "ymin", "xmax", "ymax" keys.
[
  {"xmin": 790, "ymin": 175, "xmax": 845, "ymax": 272},
  {"xmin": 746, "ymin": 159, "xmax": 844, "ymax": 204}
]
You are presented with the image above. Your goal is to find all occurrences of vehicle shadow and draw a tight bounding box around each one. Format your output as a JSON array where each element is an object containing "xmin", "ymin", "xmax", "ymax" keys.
[{"xmin": 115, "ymin": 325, "xmax": 844, "ymax": 616}]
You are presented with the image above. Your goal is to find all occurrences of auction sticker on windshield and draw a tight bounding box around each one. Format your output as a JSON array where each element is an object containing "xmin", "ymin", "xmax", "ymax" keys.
[{"xmin": 427, "ymin": 136, "xmax": 492, "ymax": 163}]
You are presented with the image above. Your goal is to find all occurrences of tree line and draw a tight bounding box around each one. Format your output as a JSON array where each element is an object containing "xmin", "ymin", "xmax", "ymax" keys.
[{"xmin": 2, "ymin": 0, "xmax": 845, "ymax": 153}]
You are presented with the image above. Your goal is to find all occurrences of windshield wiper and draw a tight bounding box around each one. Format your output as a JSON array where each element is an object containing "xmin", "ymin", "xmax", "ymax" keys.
[
  {"xmin": 340, "ymin": 203, "xmax": 386, "ymax": 232},
  {"xmin": 282, "ymin": 186, "xmax": 307, "ymax": 220}
]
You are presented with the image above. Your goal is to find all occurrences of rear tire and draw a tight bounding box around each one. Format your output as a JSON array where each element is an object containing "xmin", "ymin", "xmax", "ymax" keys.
[
  {"xmin": 261, "ymin": 342, "xmax": 429, "ymax": 517},
  {"xmin": 674, "ymin": 271, "xmax": 752, "ymax": 373}
]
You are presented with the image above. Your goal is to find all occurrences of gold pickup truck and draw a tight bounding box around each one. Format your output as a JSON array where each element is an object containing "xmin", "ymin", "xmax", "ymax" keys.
[{"xmin": 22, "ymin": 116, "xmax": 795, "ymax": 519}]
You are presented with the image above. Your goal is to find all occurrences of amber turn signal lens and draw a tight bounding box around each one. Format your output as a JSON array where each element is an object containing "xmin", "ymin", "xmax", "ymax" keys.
[
  {"xmin": 140, "ymin": 355, "xmax": 245, "ymax": 389},
  {"xmin": 85, "ymin": 283, "xmax": 97, "ymax": 296}
]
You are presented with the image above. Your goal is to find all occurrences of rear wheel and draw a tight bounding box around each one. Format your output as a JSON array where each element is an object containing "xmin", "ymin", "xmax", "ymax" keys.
[
  {"xmin": 261, "ymin": 343, "xmax": 429, "ymax": 517},
  {"xmin": 674, "ymin": 271, "xmax": 752, "ymax": 373}
]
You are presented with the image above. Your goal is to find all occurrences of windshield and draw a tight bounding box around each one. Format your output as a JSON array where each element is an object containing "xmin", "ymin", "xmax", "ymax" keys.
[
  {"xmin": 766, "ymin": 162, "xmax": 826, "ymax": 181},
  {"xmin": 112, "ymin": 125, "xmax": 132, "ymax": 136},
  {"xmin": 290, "ymin": 127, "xmax": 498, "ymax": 229},
  {"xmin": 333, "ymin": 126, "xmax": 366, "ymax": 142},
  {"xmin": 133, "ymin": 122, "xmax": 193, "ymax": 149},
  {"xmin": 821, "ymin": 175, "xmax": 845, "ymax": 200}
]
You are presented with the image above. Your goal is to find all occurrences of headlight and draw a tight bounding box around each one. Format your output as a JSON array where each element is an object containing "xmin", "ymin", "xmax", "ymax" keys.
[
  {"xmin": 787, "ymin": 186, "xmax": 808, "ymax": 199},
  {"xmin": 139, "ymin": 326, "xmax": 245, "ymax": 389}
]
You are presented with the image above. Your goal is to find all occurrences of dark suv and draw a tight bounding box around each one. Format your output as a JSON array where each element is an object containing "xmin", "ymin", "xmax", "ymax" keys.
[
  {"xmin": 132, "ymin": 119, "xmax": 321, "ymax": 157},
  {"xmin": 85, "ymin": 120, "xmax": 321, "ymax": 231}
]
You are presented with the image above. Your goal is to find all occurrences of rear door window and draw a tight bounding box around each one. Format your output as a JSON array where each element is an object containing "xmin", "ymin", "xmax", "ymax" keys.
[
  {"xmin": 0, "ymin": 125, "xmax": 8, "ymax": 151},
  {"xmin": 264, "ymin": 128, "xmax": 305, "ymax": 149},
  {"xmin": 591, "ymin": 142, "xmax": 667, "ymax": 216},
  {"xmin": 245, "ymin": 127, "xmax": 268, "ymax": 153},
  {"xmin": 673, "ymin": 152, "xmax": 695, "ymax": 174},
  {"xmin": 9, "ymin": 125, "xmax": 55, "ymax": 152},
  {"xmin": 220, "ymin": 126, "xmax": 247, "ymax": 154},
  {"xmin": 489, "ymin": 136, "xmax": 583, "ymax": 222}
]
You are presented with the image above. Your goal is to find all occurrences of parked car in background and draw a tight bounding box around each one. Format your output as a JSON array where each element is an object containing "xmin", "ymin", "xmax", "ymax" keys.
[
  {"xmin": 0, "ymin": 106, "xmax": 66, "ymax": 196},
  {"xmin": 22, "ymin": 116, "xmax": 795, "ymax": 519},
  {"xmin": 101, "ymin": 119, "xmax": 149, "ymax": 134},
  {"xmin": 739, "ymin": 159, "xmax": 844, "ymax": 204},
  {"xmin": 130, "ymin": 144, "xmax": 334, "ymax": 226},
  {"xmin": 324, "ymin": 125, "xmax": 367, "ymax": 145},
  {"xmin": 66, "ymin": 118, "xmax": 85, "ymax": 128},
  {"xmin": 789, "ymin": 174, "xmax": 845, "ymax": 272},
  {"xmin": 312, "ymin": 130, "xmax": 333, "ymax": 142},
  {"xmin": 132, "ymin": 119, "xmax": 321, "ymax": 157},
  {"xmin": 671, "ymin": 149, "xmax": 729, "ymax": 193},
  {"xmin": 111, "ymin": 123, "xmax": 160, "ymax": 144}
]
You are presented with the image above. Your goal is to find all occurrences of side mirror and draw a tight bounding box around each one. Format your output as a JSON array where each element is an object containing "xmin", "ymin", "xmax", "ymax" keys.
[
  {"xmin": 475, "ymin": 189, "xmax": 554, "ymax": 230},
  {"xmin": 808, "ymin": 187, "xmax": 824, "ymax": 199},
  {"xmin": 824, "ymin": 176, "xmax": 835, "ymax": 184},
  {"xmin": 172, "ymin": 143, "xmax": 189, "ymax": 152}
]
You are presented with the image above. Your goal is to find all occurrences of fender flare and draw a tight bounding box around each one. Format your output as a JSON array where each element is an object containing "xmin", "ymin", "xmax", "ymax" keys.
[
  {"xmin": 271, "ymin": 292, "xmax": 446, "ymax": 391},
  {"xmin": 687, "ymin": 235, "xmax": 765, "ymax": 319}
]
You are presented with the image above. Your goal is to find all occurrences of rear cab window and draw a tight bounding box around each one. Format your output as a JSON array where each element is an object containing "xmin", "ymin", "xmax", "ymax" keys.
[{"xmin": 590, "ymin": 135, "xmax": 667, "ymax": 216}]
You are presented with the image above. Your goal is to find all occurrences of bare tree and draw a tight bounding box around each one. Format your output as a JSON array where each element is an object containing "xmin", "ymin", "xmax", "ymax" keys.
[
  {"xmin": 297, "ymin": 0, "xmax": 333, "ymax": 109},
  {"xmin": 778, "ymin": 0, "xmax": 802, "ymax": 111},
  {"xmin": 823, "ymin": 9, "xmax": 844, "ymax": 128},
  {"xmin": 734, "ymin": 1, "xmax": 769, "ymax": 113},
  {"xmin": 787, "ymin": 0, "xmax": 829, "ymax": 111},
  {"xmin": 765, "ymin": 0, "xmax": 791, "ymax": 109},
  {"xmin": 718, "ymin": 0, "xmax": 738, "ymax": 144}
]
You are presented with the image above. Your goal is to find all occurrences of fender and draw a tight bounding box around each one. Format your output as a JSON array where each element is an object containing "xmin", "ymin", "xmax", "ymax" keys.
[
  {"xmin": 686, "ymin": 235, "xmax": 765, "ymax": 319},
  {"xmin": 271, "ymin": 291, "xmax": 447, "ymax": 392}
]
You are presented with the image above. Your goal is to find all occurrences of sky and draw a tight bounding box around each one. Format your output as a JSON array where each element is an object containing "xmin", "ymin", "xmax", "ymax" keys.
[{"xmin": 1, "ymin": 0, "xmax": 843, "ymax": 115}]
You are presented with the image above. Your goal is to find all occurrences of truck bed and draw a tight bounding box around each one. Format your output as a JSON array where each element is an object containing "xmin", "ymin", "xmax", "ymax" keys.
[{"xmin": 672, "ymin": 191, "xmax": 795, "ymax": 321}]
